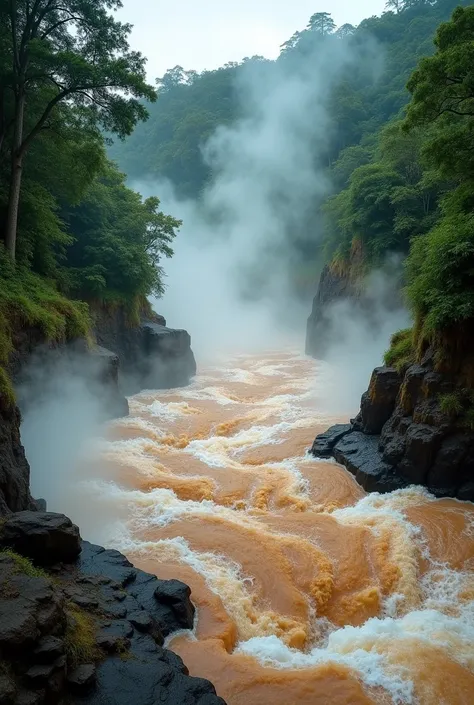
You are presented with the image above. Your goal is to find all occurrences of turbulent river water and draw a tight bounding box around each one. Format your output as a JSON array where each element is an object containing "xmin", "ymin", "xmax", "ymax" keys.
[{"xmin": 87, "ymin": 350, "xmax": 474, "ymax": 705}]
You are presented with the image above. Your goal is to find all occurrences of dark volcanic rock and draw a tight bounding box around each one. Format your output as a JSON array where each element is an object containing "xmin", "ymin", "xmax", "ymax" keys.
[
  {"xmin": 89, "ymin": 346, "xmax": 129, "ymax": 419},
  {"xmin": 68, "ymin": 664, "xmax": 96, "ymax": 690},
  {"xmin": 397, "ymin": 424, "xmax": 443, "ymax": 485},
  {"xmin": 139, "ymin": 322, "xmax": 197, "ymax": 391},
  {"xmin": 0, "ymin": 399, "xmax": 34, "ymax": 516},
  {"xmin": 0, "ymin": 555, "xmax": 64, "ymax": 651},
  {"xmin": 426, "ymin": 434, "xmax": 471, "ymax": 495},
  {"xmin": 310, "ymin": 349, "xmax": 474, "ymax": 501},
  {"xmin": 333, "ymin": 432, "xmax": 406, "ymax": 493},
  {"xmin": 0, "ymin": 532, "xmax": 226, "ymax": 705},
  {"xmin": 310, "ymin": 424, "xmax": 352, "ymax": 458},
  {"xmin": 458, "ymin": 481, "xmax": 474, "ymax": 502},
  {"xmin": 0, "ymin": 512, "xmax": 81, "ymax": 565},
  {"xmin": 353, "ymin": 367, "xmax": 401, "ymax": 435},
  {"xmin": 153, "ymin": 579, "xmax": 195, "ymax": 631},
  {"xmin": 93, "ymin": 306, "xmax": 196, "ymax": 394},
  {"xmin": 78, "ymin": 543, "xmax": 195, "ymax": 637}
]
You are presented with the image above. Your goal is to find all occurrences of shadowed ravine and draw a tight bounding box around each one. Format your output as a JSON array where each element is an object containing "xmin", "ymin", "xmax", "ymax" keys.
[{"xmin": 80, "ymin": 351, "xmax": 474, "ymax": 705}]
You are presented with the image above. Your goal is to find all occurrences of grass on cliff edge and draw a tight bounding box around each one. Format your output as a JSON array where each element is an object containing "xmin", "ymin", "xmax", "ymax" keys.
[
  {"xmin": 0, "ymin": 549, "xmax": 48, "ymax": 579},
  {"xmin": 384, "ymin": 328, "xmax": 415, "ymax": 373},
  {"xmin": 65, "ymin": 602, "xmax": 100, "ymax": 667},
  {"xmin": 0, "ymin": 250, "xmax": 91, "ymax": 404}
]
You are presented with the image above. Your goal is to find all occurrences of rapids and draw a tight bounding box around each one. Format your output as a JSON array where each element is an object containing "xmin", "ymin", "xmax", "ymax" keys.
[{"xmin": 89, "ymin": 351, "xmax": 474, "ymax": 704}]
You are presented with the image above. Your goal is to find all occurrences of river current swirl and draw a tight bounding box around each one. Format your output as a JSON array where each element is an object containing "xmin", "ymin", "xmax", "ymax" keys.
[{"xmin": 84, "ymin": 351, "xmax": 474, "ymax": 705}]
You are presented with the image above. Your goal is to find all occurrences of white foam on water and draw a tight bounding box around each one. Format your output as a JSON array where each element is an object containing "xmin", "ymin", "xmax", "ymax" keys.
[
  {"xmin": 184, "ymin": 418, "xmax": 316, "ymax": 469},
  {"xmin": 267, "ymin": 457, "xmax": 311, "ymax": 501},
  {"xmin": 113, "ymin": 533, "xmax": 308, "ymax": 642},
  {"xmin": 179, "ymin": 386, "xmax": 240, "ymax": 405},
  {"xmin": 222, "ymin": 368, "xmax": 260, "ymax": 385},
  {"xmin": 253, "ymin": 364, "xmax": 292, "ymax": 377},
  {"xmin": 238, "ymin": 633, "xmax": 414, "ymax": 704}
]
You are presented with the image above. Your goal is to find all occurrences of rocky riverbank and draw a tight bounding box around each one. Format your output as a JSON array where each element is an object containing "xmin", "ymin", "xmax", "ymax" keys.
[
  {"xmin": 311, "ymin": 356, "xmax": 474, "ymax": 501},
  {"xmin": 0, "ymin": 310, "xmax": 226, "ymax": 704},
  {"xmin": 0, "ymin": 511, "xmax": 225, "ymax": 705}
]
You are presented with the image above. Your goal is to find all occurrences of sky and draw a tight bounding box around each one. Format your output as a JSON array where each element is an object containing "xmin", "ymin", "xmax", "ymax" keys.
[{"xmin": 118, "ymin": 1, "xmax": 387, "ymax": 80}]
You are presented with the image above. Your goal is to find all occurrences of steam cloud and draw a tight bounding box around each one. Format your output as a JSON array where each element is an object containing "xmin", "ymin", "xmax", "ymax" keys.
[
  {"xmin": 136, "ymin": 39, "xmax": 383, "ymax": 362},
  {"xmin": 20, "ymin": 36, "xmax": 407, "ymax": 525},
  {"xmin": 314, "ymin": 258, "xmax": 411, "ymax": 416},
  {"xmin": 20, "ymin": 351, "xmax": 125, "ymax": 540}
]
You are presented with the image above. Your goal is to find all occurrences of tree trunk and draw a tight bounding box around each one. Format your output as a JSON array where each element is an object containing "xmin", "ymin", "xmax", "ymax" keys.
[
  {"xmin": 4, "ymin": 91, "xmax": 25, "ymax": 260},
  {"xmin": 4, "ymin": 154, "xmax": 23, "ymax": 259}
]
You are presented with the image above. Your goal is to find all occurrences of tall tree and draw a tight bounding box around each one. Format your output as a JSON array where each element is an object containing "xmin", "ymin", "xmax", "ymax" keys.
[
  {"xmin": 336, "ymin": 24, "xmax": 356, "ymax": 39},
  {"xmin": 3, "ymin": 0, "xmax": 156, "ymax": 260},
  {"xmin": 385, "ymin": 0, "xmax": 404, "ymax": 11},
  {"xmin": 307, "ymin": 12, "xmax": 336, "ymax": 36}
]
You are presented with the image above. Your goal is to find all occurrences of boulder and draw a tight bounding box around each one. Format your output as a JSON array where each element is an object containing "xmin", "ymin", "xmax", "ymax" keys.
[
  {"xmin": 310, "ymin": 424, "xmax": 352, "ymax": 458},
  {"xmin": 0, "ymin": 554, "xmax": 64, "ymax": 652},
  {"xmin": 353, "ymin": 367, "xmax": 402, "ymax": 435},
  {"xmin": 333, "ymin": 432, "xmax": 406, "ymax": 493},
  {"xmin": 92, "ymin": 306, "xmax": 197, "ymax": 394},
  {"xmin": 89, "ymin": 346, "xmax": 129, "ymax": 419},
  {"xmin": 0, "ymin": 512, "xmax": 81, "ymax": 565},
  {"xmin": 67, "ymin": 664, "xmax": 96, "ymax": 690},
  {"xmin": 78, "ymin": 543, "xmax": 196, "ymax": 637}
]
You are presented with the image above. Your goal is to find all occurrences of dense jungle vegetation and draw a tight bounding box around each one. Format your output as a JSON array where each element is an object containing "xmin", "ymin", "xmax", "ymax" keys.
[
  {"xmin": 0, "ymin": 0, "xmax": 182, "ymax": 396},
  {"xmin": 111, "ymin": 0, "xmax": 474, "ymax": 371},
  {"xmin": 1, "ymin": 0, "xmax": 473, "ymax": 391}
]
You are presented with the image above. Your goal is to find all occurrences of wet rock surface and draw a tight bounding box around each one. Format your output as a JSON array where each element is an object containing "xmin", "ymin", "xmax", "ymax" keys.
[
  {"xmin": 0, "ymin": 516, "xmax": 226, "ymax": 705},
  {"xmin": 93, "ymin": 307, "xmax": 196, "ymax": 394},
  {"xmin": 311, "ymin": 360, "xmax": 474, "ymax": 501},
  {"xmin": 1, "ymin": 512, "xmax": 81, "ymax": 565},
  {"xmin": 0, "ymin": 398, "xmax": 34, "ymax": 516}
]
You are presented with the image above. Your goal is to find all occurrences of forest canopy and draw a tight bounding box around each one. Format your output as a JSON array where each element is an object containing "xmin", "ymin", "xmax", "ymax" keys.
[{"xmin": 0, "ymin": 0, "xmax": 182, "ymax": 361}]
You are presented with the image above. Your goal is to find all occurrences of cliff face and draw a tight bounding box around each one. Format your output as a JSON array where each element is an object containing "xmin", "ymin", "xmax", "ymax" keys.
[
  {"xmin": 305, "ymin": 265, "xmax": 358, "ymax": 358},
  {"xmin": 93, "ymin": 307, "xmax": 197, "ymax": 394},
  {"xmin": 311, "ymin": 353, "xmax": 474, "ymax": 501},
  {"xmin": 0, "ymin": 317, "xmax": 225, "ymax": 702},
  {"xmin": 0, "ymin": 512, "xmax": 225, "ymax": 705},
  {"xmin": 0, "ymin": 398, "xmax": 34, "ymax": 515}
]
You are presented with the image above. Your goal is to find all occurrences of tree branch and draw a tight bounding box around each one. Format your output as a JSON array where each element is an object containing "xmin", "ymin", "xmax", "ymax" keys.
[
  {"xmin": 40, "ymin": 14, "xmax": 85, "ymax": 39},
  {"xmin": 19, "ymin": 86, "xmax": 73, "ymax": 155}
]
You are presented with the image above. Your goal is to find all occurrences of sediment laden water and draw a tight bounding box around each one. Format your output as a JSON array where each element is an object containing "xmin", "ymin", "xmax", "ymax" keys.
[{"xmin": 87, "ymin": 351, "xmax": 474, "ymax": 704}]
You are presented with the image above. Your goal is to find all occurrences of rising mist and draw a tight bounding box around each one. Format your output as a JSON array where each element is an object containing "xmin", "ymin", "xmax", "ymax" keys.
[{"xmin": 135, "ymin": 38, "xmax": 385, "ymax": 363}]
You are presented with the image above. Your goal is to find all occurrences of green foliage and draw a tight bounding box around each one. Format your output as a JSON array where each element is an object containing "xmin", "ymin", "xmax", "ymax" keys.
[
  {"xmin": 439, "ymin": 392, "xmax": 463, "ymax": 417},
  {"xmin": 384, "ymin": 328, "xmax": 415, "ymax": 372},
  {"xmin": 0, "ymin": 250, "xmax": 91, "ymax": 357},
  {"xmin": 0, "ymin": 550, "xmax": 47, "ymax": 579},
  {"xmin": 0, "ymin": 248, "xmax": 91, "ymax": 403},
  {"xmin": 64, "ymin": 162, "xmax": 180, "ymax": 304},
  {"xmin": 403, "ymin": 6, "xmax": 474, "ymax": 360},
  {"xmin": 110, "ymin": 0, "xmax": 466, "ymax": 204},
  {"xmin": 65, "ymin": 603, "xmax": 100, "ymax": 667},
  {"xmin": 0, "ymin": 0, "xmax": 180, "ymax": 375},
  {"xmin": 463, "ymin": 407, "xmax": 474, "ymax": 431}
]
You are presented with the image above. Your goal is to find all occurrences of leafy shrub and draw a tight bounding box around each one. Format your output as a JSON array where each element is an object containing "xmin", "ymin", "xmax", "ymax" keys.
[
  {"xmin": 384, "ymin": 328, "xmax": 415, "ymax": 372},
  {"xmin": 439, "ymin": 392, "xmax": 463, "ymax": 417}
]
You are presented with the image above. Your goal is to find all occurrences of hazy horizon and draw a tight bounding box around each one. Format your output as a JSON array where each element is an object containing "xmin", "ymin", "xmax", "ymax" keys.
[{"xmin": 118, "ymin": 1, "xmax": 387, "ymax": 79}]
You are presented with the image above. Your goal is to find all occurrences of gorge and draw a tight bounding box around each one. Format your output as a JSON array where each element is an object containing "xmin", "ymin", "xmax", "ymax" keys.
[{"xmin": 1, "ymin": 1, "xmax": 474, "ymax": 704}]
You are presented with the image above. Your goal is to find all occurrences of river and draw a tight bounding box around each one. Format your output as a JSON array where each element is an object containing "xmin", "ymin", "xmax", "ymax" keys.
[{"xmin": 91, "ymin": 350, "xmax": 474, "ymax": 705}]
